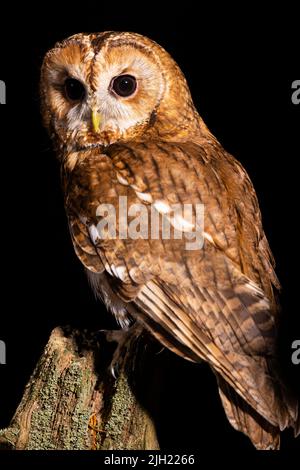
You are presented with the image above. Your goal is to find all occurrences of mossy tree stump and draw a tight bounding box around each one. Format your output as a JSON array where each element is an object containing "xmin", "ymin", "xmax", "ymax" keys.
[{"xmin": 0, "ymin": 327, "xmax": 159, "ymax": 450}]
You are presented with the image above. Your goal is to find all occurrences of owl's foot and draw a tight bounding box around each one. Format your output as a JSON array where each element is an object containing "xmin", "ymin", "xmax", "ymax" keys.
[{"xmin": 100, "ymin": 323, "xmax": 143, "ymax": 378}]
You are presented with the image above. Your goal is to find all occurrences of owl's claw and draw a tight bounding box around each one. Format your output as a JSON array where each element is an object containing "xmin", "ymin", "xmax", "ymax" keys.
[
  {"xmin": 110, "ymin": 362, "xmax": 119, "ymax": 379},
  {"xmin": 99, "ymin": 323, "xmax": 143, "ymax": 378}
]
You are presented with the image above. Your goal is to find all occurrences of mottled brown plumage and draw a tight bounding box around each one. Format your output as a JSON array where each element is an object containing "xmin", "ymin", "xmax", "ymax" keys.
[{"xmin": 40, "ymin": 31, "xmax": 299, "ymax": 449}]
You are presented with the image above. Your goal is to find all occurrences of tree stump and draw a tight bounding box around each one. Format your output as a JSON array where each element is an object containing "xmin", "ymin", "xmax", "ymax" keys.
[{"xmin": 0, "ymin": 326, "xmax": 159, "ymax": 450}]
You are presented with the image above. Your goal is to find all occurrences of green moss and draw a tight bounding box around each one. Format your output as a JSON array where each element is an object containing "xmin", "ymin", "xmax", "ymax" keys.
[
  {"xmin": 103, "ymin": 371, "xmax": 135, "ymax": 450},
  {"xmin": 26, "ymin": 355, "xmax": 91, "ymax": 450}
]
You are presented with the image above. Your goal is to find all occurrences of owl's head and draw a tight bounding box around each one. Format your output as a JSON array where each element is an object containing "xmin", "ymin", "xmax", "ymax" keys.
[{"xmin": 41, "ymin": 31, "xmax": 203, "ymax": 153}]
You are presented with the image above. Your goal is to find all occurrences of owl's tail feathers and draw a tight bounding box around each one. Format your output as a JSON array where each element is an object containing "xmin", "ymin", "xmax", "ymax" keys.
[
  {"xmin": 267, "ymin": 358, "xmax": 300, "ymax": 438},
  {"xmin": 215, "ymin": 373, "xmax": 299, "ymax": 449},
  {"xmin": 216, "ymin": 373, "xmax": 280, "ymax": 449},
  {"xmin": 294, "ymin": 400, "xmax": 300, "ymax": 437}
]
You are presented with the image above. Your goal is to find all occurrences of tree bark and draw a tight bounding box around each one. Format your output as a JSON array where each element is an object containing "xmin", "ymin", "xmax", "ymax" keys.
[{"xmin": 0, "ymin": 326, "xmax": 159, "ymax": 450}]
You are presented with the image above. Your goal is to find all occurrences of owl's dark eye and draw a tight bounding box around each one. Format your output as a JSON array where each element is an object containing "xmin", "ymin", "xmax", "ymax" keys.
[
  {"xmin": 111, "ymin": 75, "xmax": 137, "ymax": 97},
  {"xmin": 64, "ymin": 78, "xmax": 86, "ymax": 102}
]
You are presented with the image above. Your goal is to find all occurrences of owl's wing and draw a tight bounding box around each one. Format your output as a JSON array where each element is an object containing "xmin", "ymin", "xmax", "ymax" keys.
[
  {"xmin": 64, "ymin": 143, "xmax": 298, "ymax": 448},
  {"xmin": 68, "ymin": 213, "xmax": 105, "ymax": 273}
]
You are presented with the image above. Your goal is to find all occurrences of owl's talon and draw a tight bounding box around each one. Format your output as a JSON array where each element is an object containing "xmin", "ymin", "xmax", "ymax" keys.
[
  {"xmin": 110, "ymin": 362, "xmax": 119, "ymax": 379},
  {"xmin": 100, "ymin": 323, "xmax": 143, "ymax": 378}
]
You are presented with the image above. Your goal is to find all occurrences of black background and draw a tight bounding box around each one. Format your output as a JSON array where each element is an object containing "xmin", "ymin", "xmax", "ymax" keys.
[{"xmin": 0, "ymin": 5, "xmax": 299, "ymax": 455}]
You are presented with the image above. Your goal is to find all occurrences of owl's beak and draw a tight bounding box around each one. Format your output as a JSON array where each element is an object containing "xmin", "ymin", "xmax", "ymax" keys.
[{"xmin": 91, "ymin": 109, "xmax": 102, "ymax": 133}]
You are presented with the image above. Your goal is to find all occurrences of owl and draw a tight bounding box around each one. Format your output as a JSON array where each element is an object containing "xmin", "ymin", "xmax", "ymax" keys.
[{"xmin": 40, "ymin": 31, "xmax": 299, "ymax": 449}]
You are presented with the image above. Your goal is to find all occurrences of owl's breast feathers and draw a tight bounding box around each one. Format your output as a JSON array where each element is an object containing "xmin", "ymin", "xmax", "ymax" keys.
[{"xmin": 63, "ymin": 140, "xmax": 298, "ymax": 448}]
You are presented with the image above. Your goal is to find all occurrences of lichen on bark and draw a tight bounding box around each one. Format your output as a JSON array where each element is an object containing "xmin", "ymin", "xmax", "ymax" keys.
[{"xmin": 0, "ymin": 327, "xmax": 159, "ymax": 450}]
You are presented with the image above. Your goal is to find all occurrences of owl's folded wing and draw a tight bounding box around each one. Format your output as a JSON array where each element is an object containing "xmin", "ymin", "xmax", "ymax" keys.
[{"xmin": 131, "ymin": 265, "xmax": 295, "ymax": 431}]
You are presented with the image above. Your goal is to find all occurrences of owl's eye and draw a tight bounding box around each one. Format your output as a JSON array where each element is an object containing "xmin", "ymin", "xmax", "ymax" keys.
[
  {"xmin": 64, "ymin": 78, "xmax": 86, "ymax": 102},
  {"xmin": 111, "ymin": 75, "xmax": 137, "ymax": 97}
]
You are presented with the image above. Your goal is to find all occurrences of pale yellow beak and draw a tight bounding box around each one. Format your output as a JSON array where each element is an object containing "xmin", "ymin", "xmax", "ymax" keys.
[{"xmin": 91, "ymin": 109, "xmax": 102, "ymax": 133}]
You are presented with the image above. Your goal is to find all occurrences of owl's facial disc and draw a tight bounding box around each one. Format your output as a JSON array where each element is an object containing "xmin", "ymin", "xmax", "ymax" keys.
[{"xmin": 41, "ymin": 35, "xmax": 167, "ymax": 149}]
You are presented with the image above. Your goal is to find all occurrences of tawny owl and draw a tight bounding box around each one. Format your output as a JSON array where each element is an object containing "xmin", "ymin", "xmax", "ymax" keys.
[{"xmin": 40, "ymin": 31, "xmax": 299, "ymax": 449}]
